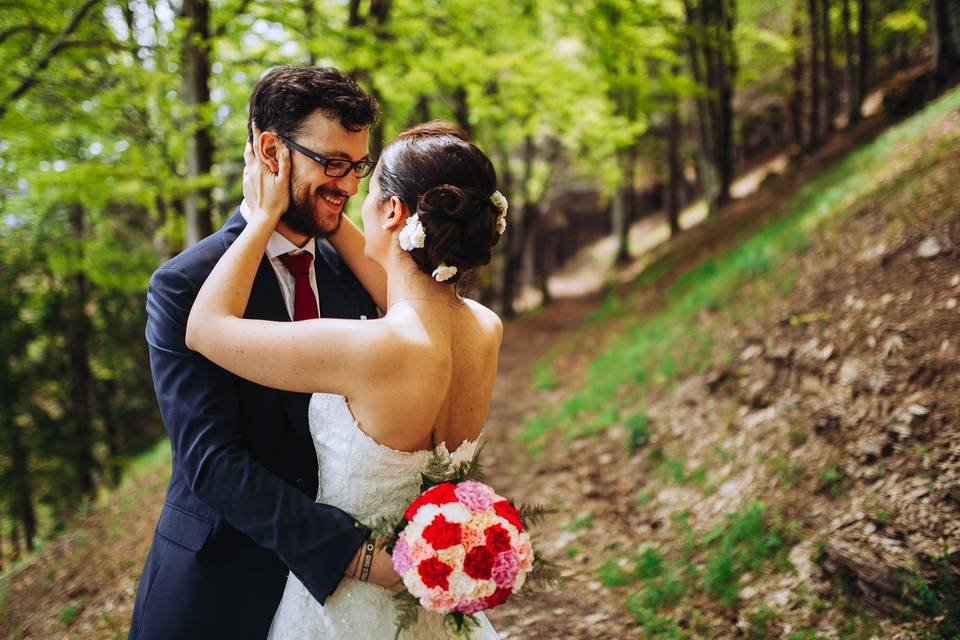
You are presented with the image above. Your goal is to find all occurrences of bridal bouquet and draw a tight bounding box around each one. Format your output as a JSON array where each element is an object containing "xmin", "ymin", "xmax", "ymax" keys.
[{"xmin": 369, "ymin": 449, "xmax": 558, "ymax": 637}]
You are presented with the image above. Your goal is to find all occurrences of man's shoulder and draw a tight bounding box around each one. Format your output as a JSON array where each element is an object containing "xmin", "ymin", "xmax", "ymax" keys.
[
  {"xmin": 152, "ymin": 213, "xmax": 242, "ymax": 285},
  {"xmin": 151, "ymin": 234, "xmax": 223, "ymax": 290}
]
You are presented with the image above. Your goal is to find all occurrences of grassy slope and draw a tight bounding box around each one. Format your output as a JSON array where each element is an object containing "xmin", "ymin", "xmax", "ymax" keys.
[{"xmin": 521, "ymin": 85, "xmax": 960, "ymax": 639}]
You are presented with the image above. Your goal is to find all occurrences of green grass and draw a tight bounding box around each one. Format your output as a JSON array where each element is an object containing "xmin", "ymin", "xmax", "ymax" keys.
[
  {"xmin": 59, "ymin": 601, "xmax": 83, "ymax": 627},
  {"xmin": 560, "ymin": 511, "xmax": 594, "ymax": 532},
  {"xmin": 521, "ymin": 85, "xmax": 960, "ymax": 447},
  {"xmin": 597, "ymin": 500, "xmax": 792, "ymax": 635},
  {"xmin": 907, "ymin": 554, "xmax": 960, "ymax": 639},
  {"xmin": 624, "ymin": 408, "xmax": 651, "ymax": 455}
]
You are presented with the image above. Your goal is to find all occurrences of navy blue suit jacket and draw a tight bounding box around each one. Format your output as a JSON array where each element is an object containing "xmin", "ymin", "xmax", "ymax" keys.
[{"xmin": 129, "ymin": 210, "xmax": 377, "ymax": 639}]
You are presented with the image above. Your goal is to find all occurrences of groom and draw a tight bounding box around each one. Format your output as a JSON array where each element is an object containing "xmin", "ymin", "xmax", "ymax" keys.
[{"xmin": 130, "ymin": 66, "xmax": 396, "ymax": 639}]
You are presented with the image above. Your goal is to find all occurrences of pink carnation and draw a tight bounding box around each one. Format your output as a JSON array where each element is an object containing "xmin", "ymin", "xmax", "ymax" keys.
[
  {"xmin": 408, "ymin": 537, "xmax": 435, "ymax": 563},
  {"xmin": 455, "ymin": 481, "xmax": 496, "ymax": 512},
  {"xmin": 491, "ymin": 550, "xmax": 520, "ymax": 589},
  {"xmin": 392, "ymin": 537, "xmax": 414, "ymax": 575},
  {"xmin": 516, "ymin": 534, "xmax": 534, "ymax": 572},
  {"xmin": 457, "ymin": 598, "xmax": 488, "ymax": 615},
  {"xmin": 422, "ymin": 587, "xmax": 460, "ymax": 613}
]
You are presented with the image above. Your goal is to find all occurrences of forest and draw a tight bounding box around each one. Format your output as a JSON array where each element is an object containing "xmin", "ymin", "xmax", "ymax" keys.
[{"xmin": 1, "ymin": 0, "xmax": 960, "ymax": 637}]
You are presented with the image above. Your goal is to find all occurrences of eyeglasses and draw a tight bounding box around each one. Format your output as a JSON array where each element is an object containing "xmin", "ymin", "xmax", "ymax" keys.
[{"xmin": 275, "ymin": 133, "xmax": 375, "ymax": 179}]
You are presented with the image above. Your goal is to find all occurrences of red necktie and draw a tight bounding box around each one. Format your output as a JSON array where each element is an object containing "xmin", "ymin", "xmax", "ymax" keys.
[{"xmin": 278, "ymin": 252, "xmax": 319, "ymax": 321}]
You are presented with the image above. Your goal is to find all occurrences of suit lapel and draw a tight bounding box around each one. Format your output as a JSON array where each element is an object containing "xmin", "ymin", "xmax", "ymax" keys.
[{"xmin": 313, "ymin": 238, "xmax": 360, "ymax": 319}]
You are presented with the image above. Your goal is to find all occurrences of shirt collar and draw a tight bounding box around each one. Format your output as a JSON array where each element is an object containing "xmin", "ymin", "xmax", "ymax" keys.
[{"xmin": 239, "ymin": 199, "xmax": 316, "ymax": 260}]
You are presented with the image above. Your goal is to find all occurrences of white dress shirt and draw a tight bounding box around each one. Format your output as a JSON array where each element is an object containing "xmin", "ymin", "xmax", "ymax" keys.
[{"xmin": 239, "ymin": 200, "xmax": 321, "ymax": 320}]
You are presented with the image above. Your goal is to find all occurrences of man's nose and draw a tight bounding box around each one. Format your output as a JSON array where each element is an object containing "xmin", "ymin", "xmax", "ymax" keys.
[{"xmin": 335, "ymin": 172, "xmax": 362, "ymax": 196}]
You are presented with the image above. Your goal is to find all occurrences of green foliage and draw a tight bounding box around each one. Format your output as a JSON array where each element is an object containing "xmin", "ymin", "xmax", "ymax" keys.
[
  {"xmin": 59, "ymin": 601, "xmax": 83, "ymax": 627},
  {"xmin": 702, "ymin": 501, "xmax": 787, "ymax": 606},
  {"xmin": 561, "ymin": 511, "xmax": 594, "ymax": 532},
  {"xmin": 746, "ymin": 605, "xmax": 779, "ymax": 639},
  {"xmin": 905, "ymin": 555, "xmax": 960, "ymax": 639},
  {"xmin": 598, "ymin": 500, "xmax": 791, "ymax": 633},
  {"xmin": 624, "ymin": 409, "xmax": 651, "ymax": 455},
  {"xmin": 817, "ymin": 465, "xmax": 849, "ymax": 497}
]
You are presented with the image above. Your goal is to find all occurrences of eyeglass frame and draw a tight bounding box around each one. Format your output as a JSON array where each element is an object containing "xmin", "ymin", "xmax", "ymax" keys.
[{"xmin": 274, "ymin": 133, "xmax": 376, "ymax": 179}]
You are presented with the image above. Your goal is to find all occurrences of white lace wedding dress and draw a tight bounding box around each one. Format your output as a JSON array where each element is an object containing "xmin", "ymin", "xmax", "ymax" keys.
[{"xmin": 267, "ymin": 393, "xmax": 500, "ymax": 639}]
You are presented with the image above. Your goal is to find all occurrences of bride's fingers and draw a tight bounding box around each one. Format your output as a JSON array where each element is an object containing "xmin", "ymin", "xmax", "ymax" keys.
[
  {"xmin": 275, "ymin": 145, "xmax": 291, "ymax": 185},
  {"xmin": 251, "ymin": 125, "xmax": 265, "ymax": 166},
  {"xmin": 243, "ymin": 139, "xmax": 255, "ymax": 168}
]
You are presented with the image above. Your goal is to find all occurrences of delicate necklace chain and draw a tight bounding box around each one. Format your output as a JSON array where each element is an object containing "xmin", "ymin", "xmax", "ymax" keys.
[{"xmin": 387, "ymin": 296, "xmax": 464, "ymax": 311}]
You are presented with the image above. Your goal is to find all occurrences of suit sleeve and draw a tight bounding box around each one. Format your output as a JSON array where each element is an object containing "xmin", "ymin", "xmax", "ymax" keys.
[{"xmin": 146, "ymin": 265, "xmax": 368, "ymax": 604}]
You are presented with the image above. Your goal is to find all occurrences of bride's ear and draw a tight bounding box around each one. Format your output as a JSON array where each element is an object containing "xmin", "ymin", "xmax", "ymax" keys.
[{"xmin": 382, "ymin": 196, "xmax": 409, "ymax": 231}]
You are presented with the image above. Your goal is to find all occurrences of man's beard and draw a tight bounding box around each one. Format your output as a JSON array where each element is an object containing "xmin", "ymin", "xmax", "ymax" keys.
[{"xmin": 281, "ymin": 167, "xmax": 347, "ymax": 238}]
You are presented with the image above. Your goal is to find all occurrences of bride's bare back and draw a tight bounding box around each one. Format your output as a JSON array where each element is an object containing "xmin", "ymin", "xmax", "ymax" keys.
[{"xmin": 346, "ymin": 298, "xmax": 502, "ymax": 453}]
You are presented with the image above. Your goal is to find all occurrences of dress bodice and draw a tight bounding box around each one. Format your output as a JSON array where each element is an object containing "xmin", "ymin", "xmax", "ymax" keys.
[{"xmin": 308, "ymin": 393, "xmax": 479, "ymax": 525}]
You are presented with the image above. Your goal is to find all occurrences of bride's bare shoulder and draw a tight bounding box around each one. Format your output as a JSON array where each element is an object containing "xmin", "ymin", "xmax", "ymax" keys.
[{"xmin": 462, "ymin": 298, "xmax": 503, "ymax": 343}]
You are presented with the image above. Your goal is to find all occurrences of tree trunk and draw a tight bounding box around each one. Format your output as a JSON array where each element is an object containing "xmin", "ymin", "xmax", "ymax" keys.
[
  {"xmin": 715, "ymin": 0, "xmax": 737, "ymax": 207},
  {"xmin": 855, "ymin": 0, "xmax": 870, "ymax": 122},
  {"xmin": 682, "ymin": 0, "xmax": 723, "ymax": 216},
  {"xmin": 821, "ymin": 0, "xmax": 837, "ymax": 132},
  {"xmin": 414, "ymin": 94, "xmax": 430, "ymax": 123},
  {"xmin": 66, "ymin": 204, "xmax": 96, "ymax": 500},
  {"xmin": 842, "ymin": 0, "xmax": 858, "ymax": 125},
  {"xmin": 452, "ymin": 87, "xmax": 471, "ymax": 138},
  {"xmin": 303, "ymin": 0, "xmax": 316, "ymax": 64},
  {"xmin": 666, "ymin": 93, "xmax": 682, "ymax": 237},
  {"xmin": 496, "ymin": 139, "xmax": 525, "ymax": 318},
  {"xmin": 9, "ymin": 521, "xmax": 21, "ymax": 561},
  {"xmin": 182, "ymin": 0, "xmax": 214, "ymax": 247},
  {"xmin": 808, "ymin": 0, "xmax": 822, "ymax": 148},
  {"xmin": 931, "ymin": 0, "xmax": 960, "ymax": 86},
  {"xmin": 1, "ymin": 392, "xmax": 36, "ymax": 553},
  {"xmin": 790, "ymin": 0, "xmax": 806, "ymax": 145},
  {"xmin": 613, "ymin": 145, "xmax": 637, "ymax": 265},
  {"xmin": 97, "ymin": 379, "xmax": 123, "ymax": 487}
]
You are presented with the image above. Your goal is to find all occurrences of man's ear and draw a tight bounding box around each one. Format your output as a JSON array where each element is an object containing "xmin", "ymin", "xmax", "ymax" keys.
[
  {"xmin": 256, "ymin": 130, "xmax": 283, "ymax": 173},
  {"xmin": 383, "ymin": 196, "xmax": 409, "ymax": 231}
]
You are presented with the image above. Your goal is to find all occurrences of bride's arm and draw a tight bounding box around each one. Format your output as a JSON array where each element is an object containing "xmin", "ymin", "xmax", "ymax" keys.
[
  {"xmin": 328, "ymin": 215, "xmax": 387, "ymax": 313},
  {"xmin": 185, "ymin": 137, "xmax": 395, "ymax": 396}
]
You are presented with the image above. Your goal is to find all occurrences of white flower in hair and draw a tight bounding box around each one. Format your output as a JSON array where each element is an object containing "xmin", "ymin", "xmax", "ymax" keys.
[
  {"xmin": 491, "ymin": 190, "xmax": 508, "ymax": 235},
  {"xmin": 432, "ymin": 263, "xmax": 458, "ymax": 282},
  {"xmin": 398, "ymin": 214, "xmax": 426, "ymax": 251}
]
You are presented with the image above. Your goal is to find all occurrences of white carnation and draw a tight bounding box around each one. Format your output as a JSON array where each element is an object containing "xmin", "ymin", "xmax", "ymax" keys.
[
  {"xmin": 412, "ymin": 503, "xmax": 441, "ymax": 526},
  {"xmin": 439, "ymin": 502, "xmax": 472, "ymax": 524}
]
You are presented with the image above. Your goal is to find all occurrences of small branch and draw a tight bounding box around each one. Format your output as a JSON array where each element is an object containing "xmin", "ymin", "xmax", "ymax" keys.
[{"xmin": 0, "ymin": 0, "xmax": 105, "ymax": 120}]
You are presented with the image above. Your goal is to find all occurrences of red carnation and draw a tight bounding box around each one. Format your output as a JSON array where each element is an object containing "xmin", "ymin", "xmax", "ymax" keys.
[
  {"xmin": 418, "ymin": 557, "xmax": 453, "ymax": 590},
  {"xmin": 463, "ymin": 545, "xmax": 495, "ymax": 580},
  {"xmin": 422, "ymin": 516, "xmax": 463, "ymax": 550},
  {"xmin": 484, "ymin": 586, "xmax": 512, "ymax": 610},
  {"xmin": 493, "ymin": 500, "xmax": 523, "ymax": 532},
  {"xmin": 404, "ymin": 483, "xmax": 459, "ymax": 521},
  {"xmin": 484, "ymin": 524, "xmax": 512, "ymax": 554}
]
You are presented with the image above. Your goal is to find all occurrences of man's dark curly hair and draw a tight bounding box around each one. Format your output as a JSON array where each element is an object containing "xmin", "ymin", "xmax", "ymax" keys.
[{"xmin": 247, "ymin": 65, "xmax": 379, "ymax": 142}]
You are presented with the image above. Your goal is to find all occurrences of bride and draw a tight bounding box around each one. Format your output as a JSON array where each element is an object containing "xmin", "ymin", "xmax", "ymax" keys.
[{"xmin": 186, "ymin": 121, "xmax": 505, "ymax": 638}]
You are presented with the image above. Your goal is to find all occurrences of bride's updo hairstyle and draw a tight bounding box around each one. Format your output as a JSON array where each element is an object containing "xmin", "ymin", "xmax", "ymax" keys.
[{"xmin": 376, "ymin": 121, "xmax": 502, "ymax": 284}]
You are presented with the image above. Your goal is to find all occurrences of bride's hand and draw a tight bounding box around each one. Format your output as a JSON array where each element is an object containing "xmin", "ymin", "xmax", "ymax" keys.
[{"xmin": 243, "ymin": 129, "xmax": 290, "ymax": 225}]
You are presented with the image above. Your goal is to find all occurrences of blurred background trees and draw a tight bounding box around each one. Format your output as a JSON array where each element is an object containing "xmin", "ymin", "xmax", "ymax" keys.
[{"xmin": 0, "ymin": 0, "xmax": 956, "ymax": 562}]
